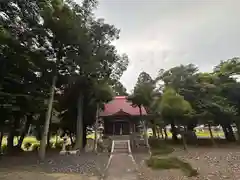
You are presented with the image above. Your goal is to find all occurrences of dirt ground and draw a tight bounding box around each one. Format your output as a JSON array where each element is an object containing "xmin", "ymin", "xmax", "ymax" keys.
[
  {"xmin": 0, "ymin": 152, "xmax": 109, "ymax": 180},
  {"xmin": 1, "ymin": 147, "xmax": 240, "ymax": 180},
  {"xmin": 134, "ymin": 147, "xmax": 240, "ymax": 180}
]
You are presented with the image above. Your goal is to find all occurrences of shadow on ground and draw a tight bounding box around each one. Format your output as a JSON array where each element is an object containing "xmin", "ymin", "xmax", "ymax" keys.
[{"xmin": 0, "ymin": 151, "xmax": 109, "ymax": 180}]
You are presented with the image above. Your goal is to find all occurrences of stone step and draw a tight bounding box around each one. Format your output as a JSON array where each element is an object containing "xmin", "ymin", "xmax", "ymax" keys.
[
  {"xmin": 109, "ymin": 135, "xmax": 130, "ymax": 140},
  {"xmin": 114, "ymin": 144, "xmax": 128, "ymax": 148},
  {"xmin": 113, "ymin": 149, "xmax": 129, "ymax": 153},
  {"xmin": 112, "ymin": 140, "xmax": 131, "ymax": 154}
]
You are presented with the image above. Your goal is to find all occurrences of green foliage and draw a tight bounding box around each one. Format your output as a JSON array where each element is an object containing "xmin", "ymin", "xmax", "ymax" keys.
[
  {"xmin": 1, "ymin": 144, "xmax": 7, "ymax": 154},
  {"xmin": 128, "ymin": 71, "xmax": 156, "ymax": 110},
  {"xmin": 54, "ymin": 141, "xmax": 63, "ymax": 149},
  {"xmin": 147, "ymin": 157, "xmax": 198, "ymax": 177},
  {"xmin": 0, "ymin": 0, "xmax": 128, "ymax": 152},
  {"xmin": 160, "ymin": 87, "xmax": 192, "ymax": 121},
  {"xmin": 32, "ymin": 144, "xmax": 40, "ymax": 151},
  {"xmin": 23, "ymin": 142, "xmax": 32, "ymax": 150}
]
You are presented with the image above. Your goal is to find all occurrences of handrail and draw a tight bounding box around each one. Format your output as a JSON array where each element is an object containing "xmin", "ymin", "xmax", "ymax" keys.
[
  {"xmin": 127, "ymin": 140, "xmax": 131, "ymax": 154},
  {"xmin": 111, "ymin": 140, "xmax": 115, "ymax": 153}
]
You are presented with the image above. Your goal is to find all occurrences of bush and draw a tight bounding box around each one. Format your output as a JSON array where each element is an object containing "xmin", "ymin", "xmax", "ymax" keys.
[
  {"xmin": 147, "ymin": 157, "xmax": 198, "ymax": 177},
  {"xmin": 54, "ymin": 142, "xmax": 63, "ymax": 150},
  {"xmin": 47, "ymin": 142, "xmax": 54, "ymax": 149},
  {"xmin": 23, "ymin": 142, "xmax": 32, "ymax": 150},
  {"xmin": 1, "ymin": 144, "xmax": 7, "ymax": 154},
  {"xmin": 66, "ymin": 144, "xmax": 72, "ymax": 151},
  {"xmin": 147, "ymin": 157, "xmax": 179, "ymax": 169},
  {"xmin": 32, "ymin": 144, "xmax": 40, "ymax": 151}
]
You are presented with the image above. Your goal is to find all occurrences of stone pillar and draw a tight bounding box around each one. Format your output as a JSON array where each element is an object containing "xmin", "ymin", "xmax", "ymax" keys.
[{"xmin": 60, "ymin": 134, "xmax": 68, "ymax": 155}]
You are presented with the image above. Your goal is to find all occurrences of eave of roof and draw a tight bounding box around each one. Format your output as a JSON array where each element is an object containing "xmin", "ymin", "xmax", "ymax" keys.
[{"xmin": 99, "ymin": 96, "xmax": 147, "ymax": 117}]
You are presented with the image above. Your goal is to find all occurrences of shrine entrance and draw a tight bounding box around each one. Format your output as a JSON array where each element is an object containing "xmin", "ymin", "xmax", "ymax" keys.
[
  {"xmin": 103, "ymin": 119, "xmax": 134, "ymax": 136},
  {"xmin": 99, "ymin": 96, "xmax": 147, "ymax": 137},
  {"xmin": 114, "ymin": 121, "xmax": 130, "ymax": 135}
]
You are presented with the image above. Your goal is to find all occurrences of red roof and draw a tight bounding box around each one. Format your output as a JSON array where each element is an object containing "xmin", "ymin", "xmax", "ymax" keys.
[{"xmin": 99, "ymin": 96, "xmax": 147, "ymax": 117}]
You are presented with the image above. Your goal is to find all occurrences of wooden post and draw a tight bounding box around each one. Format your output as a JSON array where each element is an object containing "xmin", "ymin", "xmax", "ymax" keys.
[{"xmin": 93, "ymin": 103, "xmax": 99, "ymax": 153}]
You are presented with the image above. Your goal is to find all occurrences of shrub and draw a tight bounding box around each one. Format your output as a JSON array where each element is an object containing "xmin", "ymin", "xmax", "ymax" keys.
[
  {"xmin": 47, "ymin": 142, "xmax": 54, "ymax": 149},
  {"xmin": 54, "ymin": 142, "xmax": 63, "ymax": 150},
  {"xmin": 1, "ymin": 144, "xmax": 7, "ymax": 154},
  {"xmin": 23, "ymin": 142, "xmax": 32, "ymax": 150},
  {"xmin": 66, "ymin": 144, "xmax": 72, "ymax": 151},
  {"xmin": 32, "ymin": 144, "xmax": 40, "ymax": 151},
  {"xmin": 147, "ymin": 157, "xmax": 179, "ymax": 169},
  {"xmin": 146, "ymin": 157, "xmax": 198, "ymax": 177}
]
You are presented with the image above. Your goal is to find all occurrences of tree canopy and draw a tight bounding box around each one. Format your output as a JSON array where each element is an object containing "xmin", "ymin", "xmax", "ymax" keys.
[
  {"xmin": 0, "ymin": 0, "xmax": 128, "ymax": 155},
  {"xmin": 129, "ymin": 57, "xmax": 240, "ymax": 144}
]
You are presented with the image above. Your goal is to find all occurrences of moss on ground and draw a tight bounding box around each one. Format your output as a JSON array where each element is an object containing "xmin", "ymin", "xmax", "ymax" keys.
[{"xmin": 147, "ymin": 156, "xmax": 198, "ymax": 177}]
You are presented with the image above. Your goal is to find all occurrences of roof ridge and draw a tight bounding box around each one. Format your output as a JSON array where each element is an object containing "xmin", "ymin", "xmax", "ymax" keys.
[{"xmin": 114, "ymin": 96, "xmax": 126, "ymax": 99}]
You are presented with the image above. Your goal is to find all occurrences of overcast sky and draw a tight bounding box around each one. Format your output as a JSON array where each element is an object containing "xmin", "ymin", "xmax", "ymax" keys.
[{"xmin": 83, "ymin": 0, "xmax": 240, "ymax": 92}]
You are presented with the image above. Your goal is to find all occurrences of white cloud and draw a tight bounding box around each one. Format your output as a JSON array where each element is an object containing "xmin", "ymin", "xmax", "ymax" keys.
[{"xmin": 93, "ymin": 0, "xmax": 240, "ymax": 91}]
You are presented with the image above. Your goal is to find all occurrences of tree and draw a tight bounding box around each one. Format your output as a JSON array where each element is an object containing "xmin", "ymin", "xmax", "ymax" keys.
[
  {"xmin": 0, "ymin": 0, "xmax": 53, "ymax": 152},
  {"xmin": 111, "ymin": 80, "xmax": 128, "ymax": 96},
  {"xmin": 38, "ymin": 0, "xmax": 91, "ymax": 159},
  {"xmin": 0, "ymin": 0, "xmax": 128, "ymax": 158},
  {"xmin": 214, "ymin": 57, "xmax": 240, "ymax": 141},
  {"xmin": 128, "ymin": 72, "xmax": 157, "ymax": 153},
  {"xmin": 54, "ymin": 0, "xmax": 129, "ymax": 151},
  {"xmin": 160, "ymin": 87, "xmax": 193, "ymax": 149}
]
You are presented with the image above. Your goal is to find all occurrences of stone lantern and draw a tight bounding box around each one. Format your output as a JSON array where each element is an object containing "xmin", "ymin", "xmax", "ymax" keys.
[{"xmin": 98, "ymin": 123, "xmax": 104, "ymax": 141}]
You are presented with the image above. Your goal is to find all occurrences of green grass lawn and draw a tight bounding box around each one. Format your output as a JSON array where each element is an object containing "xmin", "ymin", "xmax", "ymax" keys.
[
  {"xmin": 147, "ymin": 157, "xmax": 198, "ymax": 177},
  {"xmin": 1, "ymin": 133, "xmax": 96, "ymax": 147},
  {"xmin": 148, "ymin": 130, "xmax": 224, "ymax": 138},
  {"xmin": 1, "ymin": 130, "xmax": 225, "ymax": 149}
]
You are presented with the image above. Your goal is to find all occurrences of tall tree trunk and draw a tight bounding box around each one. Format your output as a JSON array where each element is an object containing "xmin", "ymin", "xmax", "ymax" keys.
[
  {"xmin": 47, "ymin": 116, "xmax": 52, "ymax": 148},
  {"xmin": 226, "ymin": 124, "xmax": 236, "ymax": 142},
  {"xmin": 160, "ymin": 128, "xmax": 164, "ymax": 139},
  {"xmin": 94, "ymin": 103, "xmax": 99, "ymax": 152},
  {"xmin": 83, "ymin": 123, "xmax": 87, "ymax": 149},
  {"xmin": 39, "ymin": 75, "xmax": 57, "ymax": 160},
  {"xmin": 152, "ymin": 122, "xmax": 157, "ymax": 138},
  {"xmin": 164, "ymin": 127, "xmax": 168, "ymax": 140},
  {"xmin": 74, "ymin": 92, "xmax": 83, "ymax": 150},
  {"xmin": 208, "ymin": 124, "xmax": 216, "ymax": 146},
  {"xmin": 181, "ymin": 131, "xmax": 187, "ymax": 150},
  {"xmin": 7, "ymin": 132, "xmax": 14, "ymax": 150},
  {"xmin": 17, "ymin": 115, "xmax": 32, "ymax": 148},
  {"xmin": 55, "ymin": 134, "xmax": 58, "ymax": 144},
  {"xmin": 0, "ymin": 130, "xmax": 4, "ymax": 154},
  {"xmin": 27, "ymin": 124, "xmax": 32, "ymax": 136},
  {"xmin": 156, "ymin": 127, "xmax": 160, "ymax": 139},
  {"xmin": 235, "ymin": 122, "xmax": 240, "ymax": 142},
  {"xmin": 139, "ymin": 106, "xmax": 150, "ymax": 155},
  {"xmin": 221, "ymin": 123, "xmax": 235, "ymax": 142},
  {"xmin": 171, "ymin": 123, "xmax": 178, "ymax": 141},
  {"xmin": 8, "ymin": 116, "xmax": 20, "ymax": 150},
  {"xmin": 222, "ymin": 125, "xmax": 229, "ymax": 140},
  {"xmin": 70, "ymin": 133, "xmax": 74, "ymax": 146}
]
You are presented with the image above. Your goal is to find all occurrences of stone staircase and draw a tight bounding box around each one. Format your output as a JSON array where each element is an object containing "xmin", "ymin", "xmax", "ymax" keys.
[
  {"xmin": 109, "ymin": 135, "xmax": 130, "ymax": 141},
  {"xmin": 111, "ymin": 140, "xmax": 131, "ymax": 154}
]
